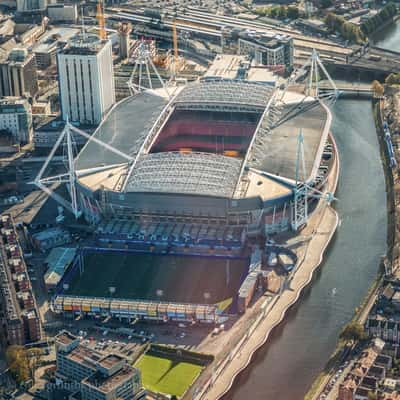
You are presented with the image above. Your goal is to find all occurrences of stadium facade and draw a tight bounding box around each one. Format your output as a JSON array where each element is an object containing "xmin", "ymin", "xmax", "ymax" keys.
[{"xmin": 73, "ymin": 78, "xmax": 333, "ymax": 245}]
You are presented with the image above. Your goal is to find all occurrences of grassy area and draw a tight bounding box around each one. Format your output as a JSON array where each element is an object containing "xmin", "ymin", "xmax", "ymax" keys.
[
  {"xmin": 68, "ymin": 252, "xmax": 247, "ymax": 304},
  {"xmin": 135, "ymin": 354, "xmax": 203, "ymax": 398}
]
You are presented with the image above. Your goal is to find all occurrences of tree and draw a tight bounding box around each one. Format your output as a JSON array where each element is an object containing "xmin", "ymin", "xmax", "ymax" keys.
[
  {"xmin": 361, "ymin": 3, "xmax": 398, "ymax": 36},
  {"xmin": 5, "ymin": 346, "xmax": 43, "ymax": 385},
  {"xmin": 6, "ymin": 346, "xmax": 30, "ymax": 384},
  {"xmin": 371, "ymin": 80, "xmax": 384, "ymax": 98},
  {"xmin": 386, "ymin": 73, "xmax": 400, "ymax": 86},
  {"xmin": 287, "ymin": 6, "xmax": 299, "ymax": 20},
  {"xmin": 368, "ymin": 392, "xmax": 378, "ymax": 400},
  {"xmin": 340, "ymin": 321, "xmax": 368, "ymax": 342}
]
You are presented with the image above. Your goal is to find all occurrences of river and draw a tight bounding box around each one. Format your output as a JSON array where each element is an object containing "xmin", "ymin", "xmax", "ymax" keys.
[
  {"xmin": 372, "ymin": 19, "xmax": 400, "ymax": 51},
  {"xmin": 225, "ymin": 99, "xmax": 388, "ymax": 400}
]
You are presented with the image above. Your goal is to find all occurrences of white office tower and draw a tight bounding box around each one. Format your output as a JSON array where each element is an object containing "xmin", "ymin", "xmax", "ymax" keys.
[
  {"xmin": 57, "ymin": 33, "xmax": 115, "ymax": 125},
  {"xmin": 16, "ymin": 0, "xmax": 47, "ymax": 12}
]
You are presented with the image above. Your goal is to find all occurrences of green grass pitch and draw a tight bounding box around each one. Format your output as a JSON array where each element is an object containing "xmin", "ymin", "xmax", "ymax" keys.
[
  {"xmin": 135, "ymin": 353, "xmax": 203, "ymax": 398},
  {"xmin": 68, "ymin": 252, "xmax": 246, "ymax": 304}
]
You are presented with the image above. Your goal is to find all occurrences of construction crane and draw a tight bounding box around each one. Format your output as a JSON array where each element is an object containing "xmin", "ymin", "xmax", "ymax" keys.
[
  {"xmin": 172, "ymin": 20, "xmax": 178, "ymax": 78},
  {"xmin": 96, "ymin": 0, "xmax": 107, "ymax": 40}
]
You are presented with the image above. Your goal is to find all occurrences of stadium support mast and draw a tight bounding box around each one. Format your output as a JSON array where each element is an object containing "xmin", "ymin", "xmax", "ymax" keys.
[
  {"xmin": 279, "ymin": 49, "xmax": 339, "ymax": 105},
  {"xmin": 33, "ymin": 120, "xmax": 134, "ymax": 220},
  {"xmin": 291, "ymin": 129, "xmax": 337, "ymax": 231},
  {"xmin": 292, "ymin": 130, "xmax": 308, "ymax": 231},
  {"xmin": 127, "ymin": 40, "xmax": 170, "ymax": 98}
]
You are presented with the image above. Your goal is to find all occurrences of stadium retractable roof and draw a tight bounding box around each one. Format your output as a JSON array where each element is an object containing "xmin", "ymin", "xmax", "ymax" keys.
[
  {"xmin": 125, "ymin": 152, "xmax": 242, "ymax": 198},
  {"xmin": 174, "ymin": 79, "xmax": 274, "ymax": 111}
]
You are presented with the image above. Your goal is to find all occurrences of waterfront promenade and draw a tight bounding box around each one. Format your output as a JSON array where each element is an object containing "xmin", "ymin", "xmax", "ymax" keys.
[{"xmin": 195, "ymin": 133, "xmax": 340, "ymax": 400}]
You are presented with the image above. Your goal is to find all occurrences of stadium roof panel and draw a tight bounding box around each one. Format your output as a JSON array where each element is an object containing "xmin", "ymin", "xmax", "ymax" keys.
[
  {"xmin": 256, "ymin": 101, "xmax": 329, "ymax": 182},
  {"xmin": 174, "ymin": 79, "xmax": 274, "ymax": 110},
  {"xmin": 125, "ymin": 151, "xmax": 242, "ymax": 198},
  {"xmin": 75, "ymin": 92, "xmax": 168, "ymax": 171}
]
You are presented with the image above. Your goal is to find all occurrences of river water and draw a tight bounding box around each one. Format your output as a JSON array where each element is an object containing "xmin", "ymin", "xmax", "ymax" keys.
[
  {"xmin": 372, "ymin": 20, "xmax": 400, "ymax": 51},
  {"xmin": 225, "ymin": 99, "xmax": 388, "ymax": 399}
]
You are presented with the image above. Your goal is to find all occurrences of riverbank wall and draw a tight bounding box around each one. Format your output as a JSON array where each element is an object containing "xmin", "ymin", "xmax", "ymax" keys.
[
  {"xmin": 303, "ymin": 97, "xmax": 393, "ymax": 400},
  {"xmin": 375, "ymin": 94, "xmax": 398, "ymax": 269},
  {"xmin": 187, "ymin": 132, "xmax": 340, "ymax": 400}
]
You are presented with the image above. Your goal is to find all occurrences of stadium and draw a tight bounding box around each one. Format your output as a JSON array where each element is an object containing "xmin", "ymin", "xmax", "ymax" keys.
[
  {"xmin": 74, "ymin": 78, "xmax": 332, "ymax": 235},
  {"xmin": 50, "ymin": 71, "xmax": 336, "ymax": 323}
]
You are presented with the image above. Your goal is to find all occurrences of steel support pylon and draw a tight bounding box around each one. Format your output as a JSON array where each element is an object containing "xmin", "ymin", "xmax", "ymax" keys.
[
  {"xmin": 291, "ymin": 130, "xmax": 308, "ymax": 231},
  {"xmin": 127, "ymin": 39, "xmax": 170, "ymax": 98},
  {"xmin": 33, "ymin": 121, "xmax": 81, "ymax": 219},
  {"xmin": 307, "ymin": 49, "xmax": 340, "ymax": 104},
  {"xmin": 33, "ymin": 121, "xmax": 134, "ymax": 220}
]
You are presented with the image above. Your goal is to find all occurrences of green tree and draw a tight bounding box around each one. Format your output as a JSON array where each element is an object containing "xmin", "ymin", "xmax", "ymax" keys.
[
  {"xmin": 6, "ymin": 346, "xmax": 43, "ymax": 385},
  {"xmin": 386, "ymin": 73, "xmax": 400, "ymax": 86},
  {"xmin": 287, "ymin": 6, "xmax": 299, "ymax": 20},
  {"xmin": 361, "ymin": 3, "xmax": 398, "ymax": 36},
  {"xmin": 340, "ymin": 321, "xmax": 368, "ymax": 342},
  {"xmin": 368, "ymin": 392, "xmax": 378, "ymax": 400},
  {"xmin": 6, "ymin": 346, "xmax": 30, "ymax": 384},
  {"xmin": 371, "ymin": 80, "xmax": 384, "ymax": 97}
]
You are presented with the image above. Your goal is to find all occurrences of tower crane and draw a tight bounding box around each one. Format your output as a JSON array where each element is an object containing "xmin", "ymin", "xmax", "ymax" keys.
[
  {"xmin": 172, "ymin": 20, "xmax": 178, "ymax": 78},
  {"xmin": 96, "ymin": 0, "xmax": 107, "ymax": 40}
]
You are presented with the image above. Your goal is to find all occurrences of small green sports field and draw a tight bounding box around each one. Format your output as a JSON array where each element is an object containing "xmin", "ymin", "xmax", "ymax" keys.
[
  {"xmin": 135, "ymin": 353, "xmax": 203, "ymax": 398},
  {"xmin": 68, "ymin": 252, "xmax": 247, "ymax": 304}
]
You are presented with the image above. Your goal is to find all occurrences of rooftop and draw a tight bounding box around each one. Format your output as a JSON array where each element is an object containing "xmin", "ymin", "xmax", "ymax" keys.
[
  {"xmin": 66, "ymin": 344, "xmax": 102, "ymax": 370},
  {"xmin": 175, "ymin": 79, "xmax": 273, "ymax": 110},
  {"xmin": 254, "ymin": 97, "xmax": 329, "ymax": 182},
  {"xmin": 125, "ymin": 151, "xmax": 242, "ymax": 198},
  {"xmin": 44, "ymin": 247, "xmax": 77, "ymax": 287},
  {"xmin": 75, "ymin": 92, "xmax": 167, "ymax": 172},
  {"xmin": 61, "ymin": 33, "xmax": 108, "ymax": 55},
  {"xmin": 56, "ymin": 330, "xmax": 77, "ymax": 346},
  {"xmin": 83, "ymin": 364, "xmax": 136, "ymax": 393},
  {"xmin": 97, "ymin": 354, "xmax": 124, "ymax": 370}
]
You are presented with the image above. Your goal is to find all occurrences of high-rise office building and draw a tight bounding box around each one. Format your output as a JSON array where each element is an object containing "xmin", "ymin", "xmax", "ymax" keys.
[
  {"xmin": 57, "ymin": 33, "xmax": 115, "ymax": 125},
  {"xmin": 0, "ymin": 48, "xmax": 39, "ymax": 98}
]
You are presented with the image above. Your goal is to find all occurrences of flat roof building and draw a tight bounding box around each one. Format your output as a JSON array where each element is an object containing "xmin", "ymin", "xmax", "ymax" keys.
[
  {"xmin": 55, "ymin": 331, "xmax": 143, "ymax": 400},
  {"xmin": 0, "ymin": 47, "xmax": 38, "ymax": 98},
  {"xmin": 0, "ymin": 97, "xmax": 33, "ymax": 144},
  {"xmin": 44, "ymin": 247, "xmax": 76, "ymax": 292}
]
